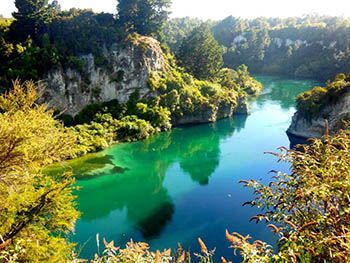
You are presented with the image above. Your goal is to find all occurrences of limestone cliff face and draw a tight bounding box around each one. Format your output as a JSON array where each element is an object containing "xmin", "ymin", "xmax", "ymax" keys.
[
  {"xmin": 41, "ymin": 36, "xmax": 165, "ymax": 116},
  {"xmin": 287, "ymin": 90, "xmax": 350, "ymax": 139}
]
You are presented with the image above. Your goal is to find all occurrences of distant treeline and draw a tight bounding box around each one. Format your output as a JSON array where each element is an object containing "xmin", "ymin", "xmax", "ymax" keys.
[{"xmin": 165, "ymin": 15, "xmax": 350, "ymax": 80}]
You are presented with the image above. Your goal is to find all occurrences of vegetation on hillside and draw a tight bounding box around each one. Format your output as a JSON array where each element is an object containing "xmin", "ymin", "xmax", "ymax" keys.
[
  {"xmin": 296, "ymin": 73, "xmax": 350, "ymax": 120},
  {"xmin": 164, "ymin": 15, "xmax": 350, "ymax": 80},
  {"xmin": 164, "ymin": 17, "xmax": 204, "ymax": 51},
  {"xmin": 65, "ymin": 96, "xmax": 171, "ymax": 158},
  {"xmin": 117, "ymin": 0, "xmax": 171, "ymax": 39},
  {"xmin": 58, "ymin": 58, "xmax": 260, "ymax": 157}
]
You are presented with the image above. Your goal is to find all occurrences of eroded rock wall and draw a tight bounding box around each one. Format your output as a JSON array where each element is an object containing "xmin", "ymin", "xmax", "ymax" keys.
[
  {"xmin": 287, "ymin": 90, "xmax": 350, "ymax": 139},
  {"xmin": 41, "ymin": 36, "xmax": 165, "ymax": 116}
]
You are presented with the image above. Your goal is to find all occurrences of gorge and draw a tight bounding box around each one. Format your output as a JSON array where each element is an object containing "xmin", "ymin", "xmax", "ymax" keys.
[{"xmin": 50, "ymin": 75, "xmax": 321, "ymax": 262}]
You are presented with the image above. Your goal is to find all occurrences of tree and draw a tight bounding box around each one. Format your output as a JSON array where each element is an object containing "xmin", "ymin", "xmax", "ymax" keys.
[
  {"xmin": 176, "ymin": 23, "xmax": 223, "ymax": 80},
  {"xmin": 116, "ymin": 0, "xmax": 171, "ymax": 38},
  {"xmin": 0, "ymin": 80, "xmax": 79, "ymax": 262},
  {"xmin": 10, "ymin": 0, "xmax": 52, "ymax": 43}
]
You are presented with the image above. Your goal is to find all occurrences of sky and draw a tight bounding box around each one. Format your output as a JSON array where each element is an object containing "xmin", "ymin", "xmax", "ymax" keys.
[{"xmin": 1, "ymin": 0, "xmax": 350, "ymax": 20}]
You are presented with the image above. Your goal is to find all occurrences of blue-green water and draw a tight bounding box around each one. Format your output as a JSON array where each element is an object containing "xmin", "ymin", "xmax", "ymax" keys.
[{"xmin": 68, "ymin": 75, "xmax": 320, "ymax": 261}]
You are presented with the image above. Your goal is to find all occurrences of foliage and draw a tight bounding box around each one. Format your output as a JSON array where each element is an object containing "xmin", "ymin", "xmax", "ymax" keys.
[
  {"xmin": 296, "ymin": 73, "xmax": 350, "ymax": 120},
  {"xmin": 49, "ymin": 9, "xmax": 120, "ymax": 62},
  {"xmin": 0, "ymin": 80, "xmax": 79, "ymax": 262},
  {"xmin": 115, "ymin": 115, "xmax": 156, "ymax": 142},
  {"xmin": 149, "ymin": 65, "xmax": 236, "ymax": 122},
  {"xmin": 1, "ymin": 8, "xmax": 120, "ymax": 89},
  {"xmin": 68, "ymin": 114, "xmax": 117, "ymax": 158},
  {"xmin": 177, "ymin": 23, "xmax": 223, "ymax": 80},
  {"xmin": 166, "ymin": 15, "xmax": 350, "ymax": 80},
  {"xmin": 217, "ymin": 65, "xmax": 262, "ymax": 96},
  {"xmin": 117, "ymin": 0, "xmax": 171, "ymax": 39},
  {"xmin": 231, "ymin": 125, "xmax": 350, "ymax": 262},
  {"xmin": 67, "ymin": 97, "xmax": 171, "ymax": 157},
  {"xmin": 163, "ymin": 17, "xmax": 203, "ymax": 51},
  {"xmin": 74, "ymin": 236, "xmax": 213, "ymax": 263},
  {"xmin": 72, "ymin": 100, "xmax": 124, "ymax": 125},
  {"xmin": 10, "ymin": 0, "xmax": 52, "ymax": 43}
]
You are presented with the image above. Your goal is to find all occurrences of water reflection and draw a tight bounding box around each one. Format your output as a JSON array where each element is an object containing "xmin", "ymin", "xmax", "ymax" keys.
[{"xmin": 70, "ymin": 114, "xmax": 248, "ymax": 241}]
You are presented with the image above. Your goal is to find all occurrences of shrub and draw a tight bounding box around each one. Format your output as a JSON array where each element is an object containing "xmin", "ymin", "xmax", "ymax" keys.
[
  {"xmin": 231, "ymin": 126, "xmax": 350, "ymax": 262},
  {"xmin": 296, "ymin": 73, "xmax": 350, "ymax": 120},
  {"xmin": 0, "ymin": 80, "xmax": 79, "ymax": 262}
]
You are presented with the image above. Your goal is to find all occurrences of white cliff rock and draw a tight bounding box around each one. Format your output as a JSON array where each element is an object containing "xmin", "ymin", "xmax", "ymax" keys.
[
  {"xmin": 287, "ymin": 88, "xmax": 350, "ymax": 139},
  {"xmin": 40, "ymin": 36, "xmax": 165, "ymax": 116}
]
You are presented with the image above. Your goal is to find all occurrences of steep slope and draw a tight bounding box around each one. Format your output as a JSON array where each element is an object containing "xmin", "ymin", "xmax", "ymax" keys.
[
  {"xmin": 41, "ymin": 36, "xmax": 165, "ymax": 116},
  {"xmin": 287, "ymin": 75, "xmax": 350, "ymax": 139}
]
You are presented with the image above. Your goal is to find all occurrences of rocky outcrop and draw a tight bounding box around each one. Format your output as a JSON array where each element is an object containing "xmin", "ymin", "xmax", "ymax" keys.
[
  {"xmin": 287, "ymin": 89, "xmax": 350, "ymax": 139},
  {"xmin": 40, "ymin": 36, "xmax": 165, "ymax": 116},
  {"xmin": 174, "ymin": 96, "xmax": 249, "ymax": 125}
]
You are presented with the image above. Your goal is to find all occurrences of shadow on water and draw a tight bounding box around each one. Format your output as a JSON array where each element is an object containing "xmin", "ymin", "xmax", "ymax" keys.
[
  {"xmin": 287, "ymin": 132, "xmax": 314, "ymax": 150},
  {"xmin": 136, "ymin": 201, "xmax": 175, "ymax": 239},
  {"xmin": 45, "ymin": 153, "xmax": 119, "ymax": 179}
]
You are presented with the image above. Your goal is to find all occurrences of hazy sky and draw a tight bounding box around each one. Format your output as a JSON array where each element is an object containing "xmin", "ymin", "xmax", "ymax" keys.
[{"xmin": 1, "ymin": 0, "xmax": 349, "ymax": 20}]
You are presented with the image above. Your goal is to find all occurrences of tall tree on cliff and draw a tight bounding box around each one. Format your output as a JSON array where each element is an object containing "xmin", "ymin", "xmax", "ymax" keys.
[
  {"xmin": 177, "ymin": 23, "xmax": 223, "ymax": 80},
  {"xmin": 117, "ymin": 0, "xmax": 171, "ymax": 38},
  {"xmin": 10, "ymin": 0, "xmax": 52, "ymax": 43}
]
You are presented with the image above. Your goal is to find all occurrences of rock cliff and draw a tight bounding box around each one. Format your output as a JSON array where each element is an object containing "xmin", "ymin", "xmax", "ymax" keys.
[
  {"xmin": 174, "ymin": 97, "xmax": 249, "ymax": 125},
  {"xmin": 287, "ymin": 83, "xmax": 350, "ymax": 139},
  {"xmin": 41, "ymin": 36, "xmax": 165, "ymax": 116}
]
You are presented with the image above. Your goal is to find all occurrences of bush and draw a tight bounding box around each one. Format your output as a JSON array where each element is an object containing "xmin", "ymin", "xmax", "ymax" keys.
[
  {"xmin": 0, "ymin": 80, "xmax": 79, "ymax": 262},
  {"xmin": 296, "ymin": 73, "xmax": 350, "ymax": 120},
  {"xmin": 231, "ymin": 126, "xmax": 350, "ymax": 262},
  {"xmin": 115, "ymin": 115, "xmax": 156, "ymax": 142}
]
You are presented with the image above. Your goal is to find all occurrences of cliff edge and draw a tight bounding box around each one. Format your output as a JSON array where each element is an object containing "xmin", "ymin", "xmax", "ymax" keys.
[{"xmin": 287, "ymin": 76, "xmax": 350, "ymax": 139}]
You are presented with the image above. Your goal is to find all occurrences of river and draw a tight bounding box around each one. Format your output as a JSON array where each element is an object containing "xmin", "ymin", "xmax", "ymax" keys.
[{"xmin": 67, "ymin": 75, "xmax": 320, "ymax": 261}]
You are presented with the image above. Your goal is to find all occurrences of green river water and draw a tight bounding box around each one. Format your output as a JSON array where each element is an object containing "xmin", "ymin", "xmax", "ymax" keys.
[{"xmin": 62, "ymin": 75, "xmax": 320, "ymax": 261}]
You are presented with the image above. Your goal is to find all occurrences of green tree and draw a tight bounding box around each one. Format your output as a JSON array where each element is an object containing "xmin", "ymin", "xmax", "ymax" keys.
[
  {"xmin": 116, "ymin": 0, "xmax": 171, "ymax": 38},
  {"xmin": 0, "ymin": 80, "xmax": 79, "ymax": 262},
  {"xmin": 10, "ymin": 0, "xmax": 52, "ymax": 43},
  {"xmin": 176, "ymin": 23, "xmax": 223, "ymax": 80}
]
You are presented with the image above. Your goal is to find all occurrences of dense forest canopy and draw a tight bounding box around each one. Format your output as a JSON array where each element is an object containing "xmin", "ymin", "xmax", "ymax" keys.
[{"xmin": 164, "ymin": 15, "xmax": 350, "ymax": 80}]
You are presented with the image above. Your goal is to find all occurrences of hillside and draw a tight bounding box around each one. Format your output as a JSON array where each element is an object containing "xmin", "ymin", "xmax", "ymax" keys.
[{"xmin": 165, "ymin": 15, "xmax": 350, "ymax": 81}]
